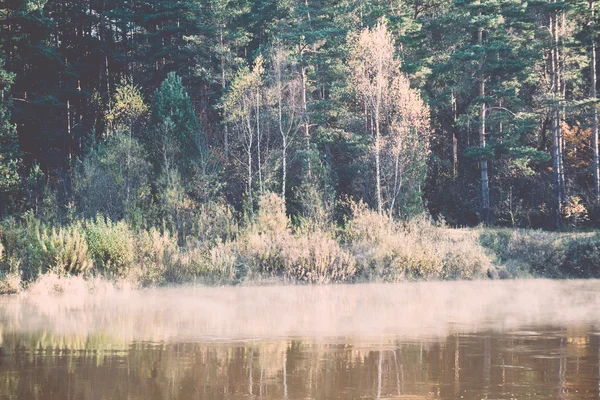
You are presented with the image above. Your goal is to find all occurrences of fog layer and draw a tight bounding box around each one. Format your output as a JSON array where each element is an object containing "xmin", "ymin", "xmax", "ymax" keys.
[{"xmin": 1, "ymin": 280, "xmax": 599, "ymax": 343}]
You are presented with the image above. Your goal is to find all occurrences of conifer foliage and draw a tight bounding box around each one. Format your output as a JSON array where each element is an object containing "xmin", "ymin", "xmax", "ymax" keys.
[{"xmin": 0, "ymin": 0, "xmax": 599, "ymax": 229}]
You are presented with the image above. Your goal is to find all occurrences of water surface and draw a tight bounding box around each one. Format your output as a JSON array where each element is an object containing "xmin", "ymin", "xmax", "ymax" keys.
[{"xmin": 1, "ymin": 280, "xmax": 600, "ymax": 399}]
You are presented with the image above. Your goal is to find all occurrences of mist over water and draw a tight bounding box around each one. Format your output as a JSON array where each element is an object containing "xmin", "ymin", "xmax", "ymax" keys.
[
  {"xmin": 2, "ymin": 280, "xmax": 600, "ymax": 342},
  {"xmin": 2, "ymin": 280, "xmax": 600, "ymax": 399}
]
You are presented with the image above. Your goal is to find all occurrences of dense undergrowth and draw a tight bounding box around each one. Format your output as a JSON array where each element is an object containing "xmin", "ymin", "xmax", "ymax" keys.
[
  {"xmin": 1, "ymin": 193, "xmax": 599, "ymax": 295},
  {"xmin": 479, "ymin": 229, "xmax": 600, "ymax": 279}
]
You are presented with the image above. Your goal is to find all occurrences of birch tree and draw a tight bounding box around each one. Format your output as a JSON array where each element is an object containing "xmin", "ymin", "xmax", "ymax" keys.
[
  {"xmin": 590, "ymin": 0, "xmax": 599, "ymax": 202},
  {"xmin": 223, "ymin": 57, "xmax": 265, "ymax": 210},
  {"xmin": 384, "ymin": 74, "xmax": 431, "ymax": 217},
  {"xmin": 270, "ymin": 45, "xmax": 302, "ymax": 205},
  {"xmin": 348, "ymin": 20, "xmax": 431, "ymax": 216},
  {"xmin": 348, "ymin": 20, "xmax": 397, "ymax": 215}
]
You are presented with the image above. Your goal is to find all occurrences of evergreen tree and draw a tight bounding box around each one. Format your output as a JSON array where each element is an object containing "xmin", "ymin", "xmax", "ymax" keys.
[
  {"xmin": 151, "ymin": 72, "xmax": 201, "ymax": 156},
  {"xmin": 0, "ymin": 56, "xmax": 21, "ymax": 215}
]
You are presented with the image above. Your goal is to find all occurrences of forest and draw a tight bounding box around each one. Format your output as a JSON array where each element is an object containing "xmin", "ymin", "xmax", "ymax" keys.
[{"xmin": 1, "ymin": 0, "xmax": 600, "ymax": 289}]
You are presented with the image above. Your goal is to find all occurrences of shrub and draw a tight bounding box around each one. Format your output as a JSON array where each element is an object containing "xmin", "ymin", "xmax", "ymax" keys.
[
  {"xmin": 283, "ymin": 231, "xmax": 356, "ymax": 283},
  {"xmin": 191, "ymin": 201, "xmax": 239, "ymax": 245},
  {"xmin": 244, "ymin": 231, "xmax": 287, "ymax": 276},
  {"xmin": 479, "ymin": 229, "xmax": 566, "ymax": 277},
  {"xmin": 195, "ymin": 240, "xmax": 240, "ymax": 284},
  {"xmin": 345, "ymin": 204, "xmax": 491, "ymax": 281},
  {"xmin": 255, "ymin": 193, "xmax": 289, "ymax": 235},
  {"xmin": 239, "ymin": 194, "xmax": 356, "ymax": 283},
  {"xmin": 85, "ymin": 215, "xmax": 134, "ymax": 275},
  {"xmin": 561, "ymin": 234, "xmax": 600, "ymax": 278},
  {"xmin": 0, "ymin": 271, "xmax": 21, "ymax": 294},
  {"xmin": 243, "ymin": 229, "xmax": 356, "ymax": 283},
  {"xmin": 0, "ymin": 215, "xmax": 92, "ymax": 279},
  {"xmin": 41, "ymin": 224, "xmax": 92, "ymax": 275},
  {"xmin": 132, "ymin": 228, "xmax": 180, "ymax": 285}
]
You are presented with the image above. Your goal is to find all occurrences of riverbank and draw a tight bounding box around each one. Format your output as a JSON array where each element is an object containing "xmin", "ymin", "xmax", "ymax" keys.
[{"xmin": 2, "ymin": 194, "xmax": 599, "ymax": 295}]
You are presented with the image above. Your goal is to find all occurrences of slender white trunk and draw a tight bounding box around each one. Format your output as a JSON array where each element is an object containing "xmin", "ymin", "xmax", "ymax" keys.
[
  {"xmin": 256, "ymin": 87, "xmax": 263, "ymax": 194},
  {"xmin": 559, "ymin": 9, "xmax": 566, "ymax": 204},
  {"xmin": 247, "ymin": 144, "xmax": 253, "ymax": 209},
  {"xmin": 551, "ymin": 4, "xmax": 565, "ymax": 227},
  {"xmin": 244, "ymin": 98, "xmax": 254, "ymax": 211},
  {"xmin": 300, "ymin": 62, "xmax": 311, "ymax": 176},
  {"xmin": 591, "ymin": 0, "xmax": 599, "ymax": 201},
  {"xmin": 452, "ymin": 90, "xmax": 458, "ymax": 177},
  {"xmin": 220, "ymin": 25, "xmax": 229, "ymax": 159},
  {"xmin": 375, "ymin": 104, "xmax": 382, "ymax": 215},
  {"xmin": 479, "ymin": 27, "xmax": 490, "ymax": 226}
]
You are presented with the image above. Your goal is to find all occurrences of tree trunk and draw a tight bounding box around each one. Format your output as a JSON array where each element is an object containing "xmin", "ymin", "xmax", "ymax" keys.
[
  {"xmin": 256, "ymin": 88, "xmax": 263, "ymax": 194},
  {"xmin": 220, "ymin": 25, "xmax": 229, "ymax": 159},
  {"xmin": 248, "ymin": 145, "xmax": 253, "ymax": 211},
  {"xmin": 300, "ymin": 59, "xmax": 311, "ymax": 176},
  {"xmin": 452, "ymin": 89, "xmax": 458, "ymax": 178},
  {"xmin": 282, "ymin": 135, "xmax": 287, "ymax": 200},
  {"xmin": 592, "ymin": 0, "xmax": 599, "ymax": 202},
  {"xmin": 550, "ymin": 4, "xmax": 565, "ymax": 228},
  {"xmin": 479, "ymin": 27, "xmax": 490, "ymax": 226},
  {"xmin": 559, "ymin": 9, "xmax": 566, "ymax": 205},
  {"xmin": 479, "ymin": 80, "xmax": 490, "ymax": 226},
  {"xmin": 375, "ymin": 104, "xmax": 383, "ymax": 215}
]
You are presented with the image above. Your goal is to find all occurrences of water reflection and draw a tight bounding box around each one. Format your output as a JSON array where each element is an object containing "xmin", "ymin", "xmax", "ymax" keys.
[
  {"xmin": 2, "ymin": 331, "xmax": 600, "ymax": 399},
  {"xmin": 1, "ymin": 281, "xmax": 600, "ymax": 399}
]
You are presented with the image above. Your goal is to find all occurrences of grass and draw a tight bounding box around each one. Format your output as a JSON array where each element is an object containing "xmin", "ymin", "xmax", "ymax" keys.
[{"xmin": 2, "ymin": 194, "xmax": 600, "ymax": 295}]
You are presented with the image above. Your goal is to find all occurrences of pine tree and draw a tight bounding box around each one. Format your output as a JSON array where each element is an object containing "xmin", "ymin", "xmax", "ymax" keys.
[
  {"xmin": 151, "ymin": 72, "xmax": 201, "ymax": 154},
  {"xmin": 0, "ymin": 56, "xmax": 21, "ymax": 215}
]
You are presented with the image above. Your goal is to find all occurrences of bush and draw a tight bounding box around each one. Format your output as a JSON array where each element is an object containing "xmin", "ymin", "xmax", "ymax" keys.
[
  {"xmin": 283, "ymin": 231, "xmax": 356, "ymax": 283},
  {"xmin": 238, "ymin": 193, "xmax": 356, "ymax": 283},
  {"xmin": 41, "ymin": 224, "xmax": 92, "ymax": 275},
  {"xmin": 561, "ymin": 234, "xmax": 600, "ymax": 278},
  {"xmin": 132, "ymin": 228, "xmax": 180, "ymax": 285},
  {"xmin": 194, "ymin": 240, "xmax": 240, "ymax": 284},
  {"xmin": 479, "ymin": 229, "xmax": 566, "ymax": 277},
  {"xmin": 243, "ymin": 229, "xmax": 356, "ymax": 283},
  {"xmin": 191, "ymin": 201, "xmax": 239, "ymax": 246},
  {"xmin": 345, "ymin": 203, "xmax": 491, "ymax": 281},
  {"xmin": 0, "ymin": 271, "xmax": 21, "ymax": 294},
  {"xmin": 0, "ymin": 215, "xmax": 92, "ymax": 279},
  {"xmin": 75, "ymin": 132, "xmax": 151, "ymax": 220},
  {"xmin": 85, "ymin": 215, "xmax": 134, "ymax": 275},
  {"xmin": 255, "ymin": 193, "xmax": 289, "ymax": 235}
]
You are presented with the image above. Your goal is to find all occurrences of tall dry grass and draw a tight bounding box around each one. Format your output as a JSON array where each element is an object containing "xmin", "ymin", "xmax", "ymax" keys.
[{"xmin": 345, "ymin": 203, "xmax": 493, "ymax": 281}]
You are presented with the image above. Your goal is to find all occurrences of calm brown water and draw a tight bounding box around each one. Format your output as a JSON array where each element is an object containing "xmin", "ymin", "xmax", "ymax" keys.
[{"xmin": 1, "ymin": 280, "xmax": 600, "ymax": 399}]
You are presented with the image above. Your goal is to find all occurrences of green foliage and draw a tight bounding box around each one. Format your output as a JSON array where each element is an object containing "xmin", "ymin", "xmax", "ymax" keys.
[
  {"xmin": 191, "ymin": 201, "xmax": 239, "ymax": 245},
  {"xmin": 85, "ymin": 216, "xmax": 134, "ymax": 276},
  {"xmin": 133, "ymin": 228, "xmax": 180, "ymax": 286},
  {"xmin": 0, "ymin": 56, "xmax": 21, "ymax": 216},
  {"xmin": 75, "ymin": 132, "xmax": 151, "ymax": 221},
  {"xmin": 479, "ymin": 229, "xmax": 567, "ymax": 277},
  {"xmin": 39, "ymin": 224, "xmax": 92, "ymax": 275},
  {"xmin": 562, "ymin": 235, "xmax": 600, "ymax": 278},
  {"xmin": 105, "ymin": 82, "xmax": 149, "ymax": 135},
  {"xmin": 151, "ymin": 72, "xmax": 201, "ymax": 155},
  {"xmin": 0, "ymin": 213, "xmax": 92, "ymax": 279},
  {"xmin": 254, "ymin": 193, "xmax": 289, "ymax": 235},
  {"xmin": 2, "ymin": 0, "xmax": 600, "ymax": 291}
]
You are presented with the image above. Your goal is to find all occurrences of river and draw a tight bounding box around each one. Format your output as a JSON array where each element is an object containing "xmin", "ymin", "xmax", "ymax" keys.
[{"xmin": 1, "ymin": 280, "xmax": 600, "ymax": 399}]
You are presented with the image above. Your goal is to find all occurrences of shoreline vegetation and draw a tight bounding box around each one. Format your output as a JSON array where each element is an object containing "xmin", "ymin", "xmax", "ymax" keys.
[
  {"xmin": 2, "ymin": 193, "xmax": 600, "ymax": 296},
  {"xmin": 3, "ymin": 4, "xmax": 600, "ymax": 296}
]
